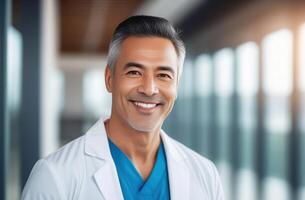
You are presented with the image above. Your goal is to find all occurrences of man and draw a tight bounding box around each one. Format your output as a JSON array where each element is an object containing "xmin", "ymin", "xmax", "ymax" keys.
[{"xmin": 22, "ymin": 15, "xmax": 224, "ymax": 200}]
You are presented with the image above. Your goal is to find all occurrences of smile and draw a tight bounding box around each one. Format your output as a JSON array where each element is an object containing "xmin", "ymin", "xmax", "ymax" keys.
[
  {"xmin": 133, "ymin": 101, "xmax": 157, "ymax": 109},
  {"xmin": 130, "ymin": 100, "xmax": 161, "ymax": 114}
]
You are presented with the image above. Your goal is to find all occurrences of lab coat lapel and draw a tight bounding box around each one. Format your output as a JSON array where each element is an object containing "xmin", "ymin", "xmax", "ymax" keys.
[
  {"xmin": 84, "ymin": 117, "xmax": 124, "ymax": 200},
  {"xmin": 161, "ymin": 131, "xmax": 190, "ymax": 200},
  {"xmin": 93, "ymin": 162, "xmax": 124, "ymax": 200}
]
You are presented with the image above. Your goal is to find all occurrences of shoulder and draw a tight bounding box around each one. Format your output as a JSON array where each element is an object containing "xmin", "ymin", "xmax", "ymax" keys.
[
  {"xmin": 44, "ymin": 135, "xmax": 86, "ymax": 168},
  {"xmin": 22, "ymin": 136, "xmax": 87, "ymax": 200},
  {"xmin": 43, "ymin": 135, "xmax": 87, "ymax": 187},
  {"xmin": 22, "ymin": 158, "xmax": 64, "ymax": 199}
]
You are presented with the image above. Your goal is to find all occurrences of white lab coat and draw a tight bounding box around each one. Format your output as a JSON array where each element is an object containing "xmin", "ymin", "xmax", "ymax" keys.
[{"xmin": 22, "ymin": 117, "xmax": 224, "ymax": 200}]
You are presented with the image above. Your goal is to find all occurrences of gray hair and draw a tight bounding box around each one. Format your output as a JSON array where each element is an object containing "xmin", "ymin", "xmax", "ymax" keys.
[{"xmin": 107, "ymin": 15, "xmax": 185, "ymax": 78}]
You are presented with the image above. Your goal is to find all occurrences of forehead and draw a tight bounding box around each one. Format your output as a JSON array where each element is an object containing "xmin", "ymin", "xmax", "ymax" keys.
[{"xmin": 116, "ymin": 36, "xmax": 179, "ymax": 70}]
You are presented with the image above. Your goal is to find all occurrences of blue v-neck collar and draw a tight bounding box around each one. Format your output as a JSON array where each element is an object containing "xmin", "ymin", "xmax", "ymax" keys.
[{"xmin": 108, "ymin": 139, "xmax": 167, "ymax": 195}]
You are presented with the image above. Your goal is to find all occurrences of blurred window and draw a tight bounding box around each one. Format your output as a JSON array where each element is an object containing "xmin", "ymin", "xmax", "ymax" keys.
[
  {"xmin": 173, "ymin": 60, "xmax": 194, "ymax": 147},
  {"xmin": 8, "ymin": 27, "xmax": 22, "ymax": 112},
  {"xmin": 214, "ymin": 48, "xmax": 234, "ymax": 97},
  {"xmin": 236, "ymin": 42, "xmax": 259, "ymax": 131},
  {"xmin": 213, "ymin": 48, "xmax": 234, "ymax": 128},
  {"xmin": 262, "ymin": 29, "xmax": 293, "ymax": 200},
  {"xmin": 263, "ymin": 29, "xmax": 293, "ymax": 97},
  {"xmin": 213, "ymin": 48, "xmax": 235, "ymax": 199},
  {"xmin": 263, "ymin": 29, "xmax": 293, "ymax": 134},
  {"xmin": 299, "ymin": 22, "xmax": 305, "ymax": 199},
  {"xmin": 178, "ymin": 60, "xmax": 193, "ymax": 98},
  {"xmin": 7, "ymin": 26, "xmax": 23, "ymax": 200},
  {"xmin": 300, "ymin": 23, "xmax": 305, "ymax": 93},
  {"xmin": 299, "ymin": 23, "xmax": 305, "ymax": 133},
  {"xmin": 235, "ymin": 42, "xmax": 258, "ymax": 200},
  {"xmin": 194, "ymin": 55, "xmax": 213, "ymax": 97},
  {"xmin": 236, "ymin": 42, "xmax": 259, "ymax": 96},
  {"xmin": 83, "ymin": 68, "xmax": 111, "ymax": 118},
  {"xmin": 193, "ymin": 54, "xmax": 213, "ymax": 156}
]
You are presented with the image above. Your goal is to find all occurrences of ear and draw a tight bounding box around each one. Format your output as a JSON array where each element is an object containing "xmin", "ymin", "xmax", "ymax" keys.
[{"xmin": 105, "ymin": 65, "xmax": 113, "ymax": 93}]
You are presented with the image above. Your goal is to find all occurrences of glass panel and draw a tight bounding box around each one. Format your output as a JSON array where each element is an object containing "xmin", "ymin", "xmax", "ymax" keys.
[
  {"xmin": 262, "ymin": 29, "xmax": 293, "ymax": 200},
  {"xmin": 83, "ymin": 68, "xmax": 111, "ymax": 119},
  {"xmin": 214, "ymin": 48, "xmax": 234, "ymax": 97},
  {"xmin": 176, "ymin": 60, "xmax": 193, "ymax": 147},
  {"xmin": 236, "ymin": 42, "xmax": 259, "ymax": 130},
  {"xmin": 263, "ymin": 29, "xmax": 292, "ymax": 135},
  {"xmin": 236, "ymin": 42, "xmax": 259, "ymax": 200},
  {"xmin": 7, "ymin": 26, "xmax": 23, "ymax": 200},
  {"xmin": 193, "ymin": 55, "xmax": 213, "ymax": 156},
  {"xmin": 263, "ymin": 29, "xmax": 293, "ymax": 96},
  {"xmin": 214, "ymin": 48, "xmax": 234, "ymax": 127},
  {"xmin": 237, "ymin": 42, "xmax": 259, "ymax": 96},
  {"xmin": 299, "ymin": 22, "xmax": 305, "ymax": 200},
  {"xmin": 299, "ymin": 23, "xmax": 305, "ymax": 93},
  {"xmin": 194, "ymin": 55, "xmax": 213, "ymax": 97},
  {"xmin": 213, "ymin": 48, "xmax": 234, "ymax": 200},
  {"xmin": 178, "ymin": 60, "xmax": 193, "ymax": 98},
  {"xmin": 263, "ymin": 177, "xmax": 291, "ymax": 200}
]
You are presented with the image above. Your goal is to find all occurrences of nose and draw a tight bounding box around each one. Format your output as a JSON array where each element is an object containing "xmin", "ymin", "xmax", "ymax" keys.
[{"xmin": 137, "ymin": 75, "xmax": 159, "ymax": 96}]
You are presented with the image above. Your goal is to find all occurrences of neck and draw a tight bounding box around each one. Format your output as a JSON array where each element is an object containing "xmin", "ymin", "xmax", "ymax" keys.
[
  {"xmin": 105, "ymin": 116, "xmax": 161, "ymax": 163},
  {"xmin": 105, "ymin": 115, "xmax": 161, "ymax": 180}
]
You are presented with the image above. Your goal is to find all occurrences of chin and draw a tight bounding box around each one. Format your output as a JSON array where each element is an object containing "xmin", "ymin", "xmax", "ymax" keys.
[{"xmin": 128, "ymin": 121, "xmax": 160, "ymax": 133}]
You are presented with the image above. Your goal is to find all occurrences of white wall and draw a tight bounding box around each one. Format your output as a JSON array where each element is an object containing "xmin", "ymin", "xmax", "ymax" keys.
[{"xmin": 40, "ymin": 0, "xmax": 62, "ymax": 157}]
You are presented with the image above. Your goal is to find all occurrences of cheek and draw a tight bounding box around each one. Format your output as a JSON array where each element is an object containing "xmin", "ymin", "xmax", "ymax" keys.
[
  {"xmin": 163, "ymin": 85, "xmax": 178, "ymax": 102},
  {"xmin": 113, "ymin": 78, "xmax": 137, "ymax": 100}
]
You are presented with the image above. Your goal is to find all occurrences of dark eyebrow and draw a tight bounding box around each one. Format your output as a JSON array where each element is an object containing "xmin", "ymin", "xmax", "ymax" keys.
[
  {"xmin": 124, "ymin": 62, "xmax": 175, "ymax": 75},
  {"xmin": 123, "ymin": 62, "xmax": 144, "ymax": 70},
  {"xmin": 157, "ymin": 66, "xmax": 175, "ymax": 75}
]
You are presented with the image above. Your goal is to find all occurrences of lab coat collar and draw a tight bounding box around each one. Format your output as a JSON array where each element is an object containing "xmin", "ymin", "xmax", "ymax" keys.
[
  {"xmin": 84, "ymin": 117, "xmax": 190, "ymax": 200},
  {"xmin": 84, "ymin": 117, "xmax": 124, "ymax": 200},
  {"xmin": 160, "ymin": 130, "xmax": 187, "ymax": 162},
  {"xmin": 84, "ymin": 117, "xmax": 112, "ymax": 161},
  {"xmin": 161, "ymin": 130, "xmax": 190, "ymax": 200}
]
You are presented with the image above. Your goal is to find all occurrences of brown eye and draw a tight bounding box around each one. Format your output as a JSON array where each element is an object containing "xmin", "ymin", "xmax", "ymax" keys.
[
  {"xmin": 158, "ymin": 73, "xmax": 172, "ymax": 80},
  {"xmin": 126, "ymin": 70, "xmax": 141, "ymax": 76}
]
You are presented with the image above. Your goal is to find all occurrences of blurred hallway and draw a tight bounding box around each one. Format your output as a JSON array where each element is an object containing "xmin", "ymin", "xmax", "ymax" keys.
[{"xmin": 1, "ymin": 0, "xmax": 305, "ymax": 199}]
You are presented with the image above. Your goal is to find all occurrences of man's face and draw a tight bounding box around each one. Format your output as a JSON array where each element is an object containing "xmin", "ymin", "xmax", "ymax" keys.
[{"xmin": 105, "ymin": 36, "xmax": 179, "ymax": 133}]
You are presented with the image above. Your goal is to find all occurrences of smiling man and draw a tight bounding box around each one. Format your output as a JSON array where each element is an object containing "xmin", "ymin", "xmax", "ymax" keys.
[{"xmin": 22, "ymin": 15, "xmax": 224, "ymax": 200}]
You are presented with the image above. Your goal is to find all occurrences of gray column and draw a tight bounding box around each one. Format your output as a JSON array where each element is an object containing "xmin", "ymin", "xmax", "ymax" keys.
[
  {"xmin": 256, "ymin": 39, "xmax": 266, "ymax": 200},
  {"xmin": 231, "ymin": 47, "xmax": 239, "ymax": 200},
  {"xmin": 20, "ymin": 0, "xmax": 41, "ymax": 188},
  {"xmin": 0, "ymin": 0, "xmax": 10, "ymax": 199},
  {"xmin": 289, "ymin": 22, "xmax": 301, "ymax": 200},
  {"xmin": 210, "ymin": 52, "xmax": 219, "ymax": 161}
]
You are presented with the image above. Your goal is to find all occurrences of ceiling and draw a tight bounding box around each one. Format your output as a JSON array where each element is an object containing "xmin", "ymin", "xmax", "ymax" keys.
[
  {"xmin": 58, "ymin": 0, "xmax": 253, "ymax": 55},
  {"xmin": 60, "ymin": 0, "xmax": 144, "ymax": 54},
  {"xmin": 13, "ymin": 0, "xmax": 276, "ymax": 56},
  {"xmin": 11, "ymin": 0, "xmax": 254, "ymax": 56},
  {"xmin": 59, "ymin": 0, "xmax": 203, "ymax": 55}
]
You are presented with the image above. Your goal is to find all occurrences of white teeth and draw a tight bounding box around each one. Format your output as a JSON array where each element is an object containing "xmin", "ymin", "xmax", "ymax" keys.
[{"xmin": 134, "ymin": 102, "xmax": 157, "ymax": 109}]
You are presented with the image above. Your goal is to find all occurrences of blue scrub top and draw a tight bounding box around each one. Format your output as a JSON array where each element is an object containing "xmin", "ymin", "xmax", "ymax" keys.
[{"xmin": 108, "ymin": 139, "xmax": 170, "ymax": 200}]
